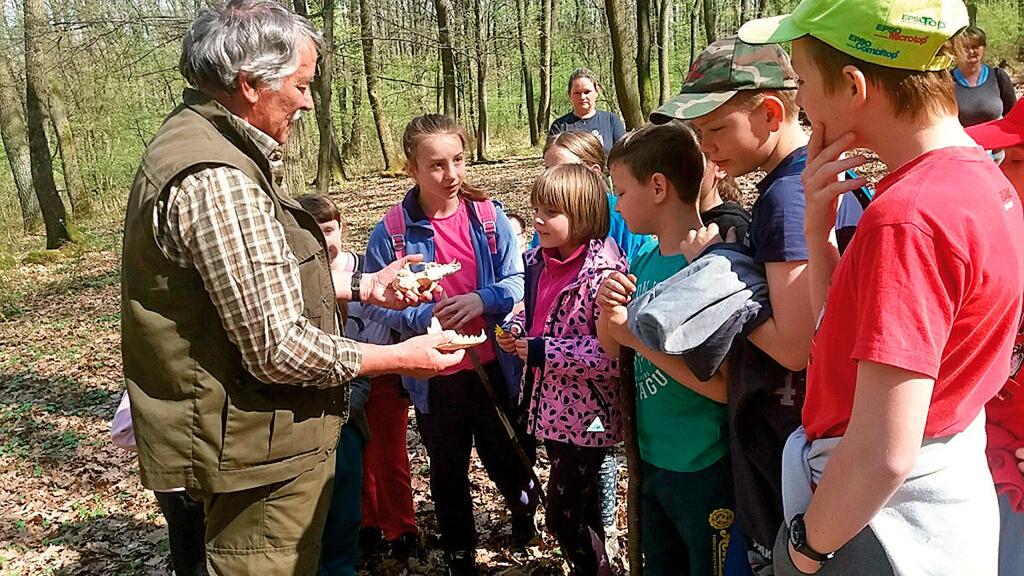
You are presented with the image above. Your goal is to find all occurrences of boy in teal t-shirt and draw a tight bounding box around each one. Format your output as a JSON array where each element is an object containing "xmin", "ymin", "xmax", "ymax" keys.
[
  {"xmin": 597, "ymin": 122, "xmax": 733, "ymax": 576},
  {"xmin": 630, "ymin": 245, "xmax": 729, "ymax": 474}
]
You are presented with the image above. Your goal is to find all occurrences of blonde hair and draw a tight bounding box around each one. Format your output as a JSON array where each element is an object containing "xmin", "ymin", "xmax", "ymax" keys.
[
  {"xmin": 531, "ymin": 164, "xmax": 610, "ymax": 246},
  {"xmin": 544, "ymin": 131, "xmax": 608, "ymax": 171},
  {"xmin": 729, "ymin": 89, "xmax": 800, "ymax": 122},
  {"xmin": 797, "ymin": 36, "xmax": 958, "ymax": 123},
  {"xmin": 401, "ymin": 114, "xmax": 487, "ymax": 201}
]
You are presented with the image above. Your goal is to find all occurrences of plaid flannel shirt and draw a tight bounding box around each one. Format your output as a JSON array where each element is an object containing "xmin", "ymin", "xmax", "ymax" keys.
[{"xmin": 153, "ymin": 119, "xmax": 362, "ymax": 388}]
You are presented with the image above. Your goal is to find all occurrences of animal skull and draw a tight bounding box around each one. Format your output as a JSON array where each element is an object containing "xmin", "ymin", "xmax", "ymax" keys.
[{"xmin": 392, "ymin": 260, "xmax": 462, "ymax": 296}]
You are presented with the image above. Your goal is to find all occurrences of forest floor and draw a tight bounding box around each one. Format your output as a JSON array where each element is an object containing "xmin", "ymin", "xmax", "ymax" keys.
[
  {"xmin": 0, "ymin": 155, "xmax": 624, "ymax": 576},
  {"xmin": 0, "ymin": 123, "xmax": 946, "ymax": 575}
]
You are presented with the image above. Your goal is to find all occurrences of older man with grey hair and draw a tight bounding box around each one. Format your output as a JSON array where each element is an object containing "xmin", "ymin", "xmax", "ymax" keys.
[{"xmin": 121, "ymin": 1, "xmax": 463, "ymax": 573}]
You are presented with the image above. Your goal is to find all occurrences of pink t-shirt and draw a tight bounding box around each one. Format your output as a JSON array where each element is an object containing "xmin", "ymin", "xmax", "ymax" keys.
[
  {"xmin": 432, "ymin": 200, "xmax": 496, "ymax": 374},
  {"xmin": 529, "ymin": 244, "xmax": 588, "ymax": 338}
]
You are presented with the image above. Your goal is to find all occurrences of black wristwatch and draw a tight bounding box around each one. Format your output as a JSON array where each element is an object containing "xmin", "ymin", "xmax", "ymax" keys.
[
  {"xmin": 789, "ymin": 514, "xmax": 835, "ymax": 566},
  {"xmin": 351, "ymin": 271, "xmax": 363, "ymax": 303}
]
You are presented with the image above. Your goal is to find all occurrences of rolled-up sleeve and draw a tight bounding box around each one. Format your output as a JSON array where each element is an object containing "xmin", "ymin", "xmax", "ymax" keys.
[{"xmin": 156, "ymin": 166, "xmax": 362, "ymax": 387}]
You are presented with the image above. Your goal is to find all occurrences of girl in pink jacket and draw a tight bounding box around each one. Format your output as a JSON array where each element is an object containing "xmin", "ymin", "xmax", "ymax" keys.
[{"xmin": 498, "ymin": 163, "xmax": 627, "ymax": 576}]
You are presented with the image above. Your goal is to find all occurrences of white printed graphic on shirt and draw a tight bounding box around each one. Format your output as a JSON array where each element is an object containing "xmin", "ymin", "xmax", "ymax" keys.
[{"xmin": 587, "ymin": 417, "xmax": 605, "ymax": 433}]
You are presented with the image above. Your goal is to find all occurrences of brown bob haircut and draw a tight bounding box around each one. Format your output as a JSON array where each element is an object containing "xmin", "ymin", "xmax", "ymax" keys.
[
  {"xmin": 296, "ymin": 193, "xmax": 341, "ymax": 225},
  {"xmin": 607, "ymin": 120, "xmax": 704, "ymax": 204},
  {"xmin": 531, "ymin": 163, "xmax": 610, "ymax": 246},
  {"xmin": 544, "ymin": 131, "xmax": 608, "ymax": 170},
  {"xmin": 796, "ymin": 36, "xmax": 958, "ymax": 123}
]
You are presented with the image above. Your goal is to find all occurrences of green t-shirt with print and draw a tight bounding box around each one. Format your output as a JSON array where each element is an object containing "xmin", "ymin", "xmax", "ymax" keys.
[{"xmin": 631, "ymin": 241, "xmax": 729, "ymax": 473}]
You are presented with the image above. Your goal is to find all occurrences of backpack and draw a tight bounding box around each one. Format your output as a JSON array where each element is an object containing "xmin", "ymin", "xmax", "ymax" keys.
[{"xmin": 383, "ymin": 199, "xmax": 499, "ymax": 259}]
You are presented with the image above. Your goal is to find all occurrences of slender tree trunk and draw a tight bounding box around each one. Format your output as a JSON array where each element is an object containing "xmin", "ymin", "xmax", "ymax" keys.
[
  {"xmin": 358, "ymin": 0, "xmax": 401, "ymax": 171},
  {"xmin": 703, "ymin": 0, "xmax": 716, "ymax": 43},
  {"xmin": 537, "ymin": 0, "xmax": 553, "ymax": 134},
  {"xmin": 620, "ymin": 347, "xmax": 643, "ymax": 576},
  {"xmin": 966, "ymin": 1, "xmax": 977, "ymax": 25},
  {"xmin": 1018, "ymin": 0, "xmax": 1024, "ymax": 62},
  {"xmin": 636, "ymin": 0, "xmax": 654, "ymax": 117},
  {"xmin": 434, "ymin": 0, "xmax": 457, "ymax": 116},
  {"xmin": 474, "ymin": 0, "xmax": 489, "ymax": 160},
  {"xmin": 690, "ymin": 0, "xmax": 699, "ymax": 69},
  {"xmin": 515, "ymin": 0, "xmax": 538, "ymax": 145},
  {"xmin": 314, "ymin": 0, "xmax": 338, "ymax": 192},
  {"xmin": 48, "ymin": 90, "xmax": 86, "ymax": 215},
  {"xmin": 24, "ymin": 0, "xmax": 72, "ymax": 248},
  {"xmin": 0, "ymin": 9, "xmax": 37, "ymax": 230},
  {"xmin": 657, "ymin": 0, "xmax": 672, "ymax": 104},
  {"xmin": 604, "ymin": 0, "xmax": 645, "ymax": 129}
]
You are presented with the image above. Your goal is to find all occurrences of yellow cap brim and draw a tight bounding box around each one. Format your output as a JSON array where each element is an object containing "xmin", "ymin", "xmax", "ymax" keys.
[{"xmin": 737, "ymin": 14, "xmax": 806, "ymax": 45}]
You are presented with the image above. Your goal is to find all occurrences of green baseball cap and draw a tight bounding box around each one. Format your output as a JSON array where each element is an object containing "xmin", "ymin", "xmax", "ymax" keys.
[
  {"xmin": 737, "ymin": 0, "xmax": 968, "ymax": 72},
  {"xmin": 650, "ymin": 36, "xmax": 797, "ymax": 123}
]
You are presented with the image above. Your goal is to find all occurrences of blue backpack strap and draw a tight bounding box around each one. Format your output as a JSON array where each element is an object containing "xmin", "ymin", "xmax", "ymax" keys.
[
  {"xmin": 383, "ymin": 204, "xmax": 407, "ymax": 259},
  {"xmin": 470, "ymin": 199, "xmax": 498, "ymax": 255}
]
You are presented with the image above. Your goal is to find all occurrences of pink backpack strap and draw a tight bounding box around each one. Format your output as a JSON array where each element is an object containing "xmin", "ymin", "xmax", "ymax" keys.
[
  {"xmin": 383, "ymin": 204, "xmax": 407, "ymax": 259},
  {"xmin": 471, "ymin": 199, "xmax": 498, "ymax": 255}
]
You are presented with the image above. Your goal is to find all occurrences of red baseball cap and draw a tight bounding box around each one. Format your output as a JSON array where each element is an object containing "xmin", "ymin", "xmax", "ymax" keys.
[{"xmin": 966, "ymin": 100, "xmax": 1024, "ymax": 150}]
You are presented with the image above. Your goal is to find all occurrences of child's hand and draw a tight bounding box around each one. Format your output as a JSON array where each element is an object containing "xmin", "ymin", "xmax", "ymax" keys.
[
  {"xmin": 434, "ymin": 293, "xmax": 485, "ymax": 330},
  {"xmin": 1017, "ymin": 447, "xmax": 1024, "ymax": 474},
  {"xmin": 603, "ymin": 305, "xmax": 630, "ymax": 343},
  {"xmin": 598, "ymin": 272, "xmax": 637, "ymax": 311},
  {"xmin": 802, "ymin": 124, "xmax": 867, "ymax": 244},
  {"xmin": 680, "ymin": 223, "xmax": 728, "ymax": 262},
  {"xmin": 496, "ymin": 327, "xmax": 518, "ymax": 353},
  {"xmin": 514, "ymin": 337, "xmax": 532, "ymax": 362}
]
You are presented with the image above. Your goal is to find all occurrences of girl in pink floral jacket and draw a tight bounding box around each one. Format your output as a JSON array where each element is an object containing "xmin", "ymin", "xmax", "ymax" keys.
[{"xmin": 498, "ymin": 164, "xmax": 628, "ymax": 576}]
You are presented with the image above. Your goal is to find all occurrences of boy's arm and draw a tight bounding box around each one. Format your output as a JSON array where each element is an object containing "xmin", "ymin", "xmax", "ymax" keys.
[
  {"xmin": 747, "ymin": 260, "xmax": 816, "ymax": 371},
  {"xmin": 792, "ymin": 361, "xmax": 933, "ymax": 572},
  {"xmin": 606, "ymin": 306, "xmax": 726, "ymax": 403}
]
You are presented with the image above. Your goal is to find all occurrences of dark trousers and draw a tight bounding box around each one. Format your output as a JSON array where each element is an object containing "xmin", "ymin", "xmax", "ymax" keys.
[
  {"xmin": 154, "ymin": 491, "xmax": 208, "ymax": 576},
  {"xmin": 640, "ymin": 457, "xmax": 734, "ymax": 576},
  {"xmin": 319, "ymin": 424, "xmax": 365, "ymax": 576},
  {"xmin": 544, "ymin": 440, "xmax": 611, "ymax": 576},
  {"xmin": 415, "ymin": 362, "xmax": 537, "ymax": 553}
]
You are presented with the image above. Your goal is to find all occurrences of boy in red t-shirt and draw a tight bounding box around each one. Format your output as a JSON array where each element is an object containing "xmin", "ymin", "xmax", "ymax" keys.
[
  {"xmin": 741, "ymin": 1, "xmax": 1024, "ymax": 575},
  {"xmin": 967, "ymin": 100, "xmax": 1024, "ymax": 575}
]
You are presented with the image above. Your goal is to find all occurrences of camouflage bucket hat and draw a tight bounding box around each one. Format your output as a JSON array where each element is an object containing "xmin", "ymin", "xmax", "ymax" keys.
[{"xmin": 650, "ymin": 36, "xmax": 797, "ymax": 123}]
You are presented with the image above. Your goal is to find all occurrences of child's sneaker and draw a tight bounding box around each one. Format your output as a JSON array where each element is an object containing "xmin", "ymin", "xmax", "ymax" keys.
[{"xmin": 445, "ymin": 549, "xmax": 478, "ymax": 576}]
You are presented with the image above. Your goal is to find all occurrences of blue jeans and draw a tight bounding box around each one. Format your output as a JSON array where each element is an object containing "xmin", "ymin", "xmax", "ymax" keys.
[
  {"xmin": 319, "ymin": 424, "xmax": 365, "ymax": 576},
  {"xmin": 640, "ymin": 457, "xmax": 734, "ymax": 576},
  {"xmin": 999, "ymin": 491, "xmax": 1024, "ymax": 575}
]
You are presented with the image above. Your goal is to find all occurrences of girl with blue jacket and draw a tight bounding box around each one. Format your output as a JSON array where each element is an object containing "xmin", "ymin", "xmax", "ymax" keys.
[{"xmin": 363, "ymin": 115, "xmax": 536, "ymax": 575}]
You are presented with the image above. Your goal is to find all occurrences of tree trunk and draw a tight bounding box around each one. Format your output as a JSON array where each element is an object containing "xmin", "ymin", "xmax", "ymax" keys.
[
  {"xmin": 47, "ymin": 85, "xmax": 86, "ymax": 216},
  {"xmin": 358, "ymin": 0, "xmax": 401, "ymax": 171},
  {"xmin": 314, "ymin": 0, "xmax": 338, "ymax": 193},
  {"xmin": 604, "ymin": 0, "xmax": 645, "ymax": 129},
  {"xmin": 474, "ymin": 0, "xmax": 489, "ymax": 160},
  {"xmin": 620, "ymin": 347, "xmax": 643, "ymax": 576},
  {"xmin": 0, "ymin": 8, "xmax": 38, "ymax": 230},
  {"xmin": 537, "ymin": 0, "xmax": 554, "ymax": 134},
  {"xmin": 703, "ymin": 0, "xmax": 716, "ymax": 43},
  {"xmin": 434, "ymin": 0, "xmax": 458, "ymax": 117},
  {"xmin": 24, "ymin": 0, "xmax": 72, "ymax": 248},
  {"xmin": 966, "ymin": 1, "xmax": 977, "ymax": 25},
  {"xmin": 657, "ymin": 0, "xmax": 672, "ymax": 105},
  {"xmin": 690, "ymin": 0, "xmax": 699, "ymax": 69},
  {"xmin": 515, "ymin": 0, "xmax": 538, "ymax": 145},
  {"xmin": 636, "ymin": 0, "xmax": 654, "ymax": 117},
  {"xmin": 1018, "ymin": 0, "xmax": 1024, "ymax": 62}
]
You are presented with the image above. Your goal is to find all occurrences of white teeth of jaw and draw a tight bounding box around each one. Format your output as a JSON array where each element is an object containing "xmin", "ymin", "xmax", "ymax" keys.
[{"xmin": 427, "ymin": 313, "xmax": 486, "ymax": 351}]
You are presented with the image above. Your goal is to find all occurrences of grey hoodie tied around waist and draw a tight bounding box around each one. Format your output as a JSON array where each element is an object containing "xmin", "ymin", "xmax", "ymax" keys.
[{"xmin": 626, "ymin": 243, "xmax": 772, "ymax": 381}]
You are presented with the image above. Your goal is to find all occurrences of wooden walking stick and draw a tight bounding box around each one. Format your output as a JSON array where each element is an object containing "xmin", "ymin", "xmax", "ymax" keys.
[{"xmin": 619, "ymin": 346, "xmax": 644, "ymax": 576}]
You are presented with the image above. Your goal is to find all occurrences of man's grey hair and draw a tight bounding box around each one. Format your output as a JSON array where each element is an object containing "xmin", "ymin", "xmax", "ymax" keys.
[{"xmin": 180, "ymin": 0, "xmax": 325, "ymax": 92}]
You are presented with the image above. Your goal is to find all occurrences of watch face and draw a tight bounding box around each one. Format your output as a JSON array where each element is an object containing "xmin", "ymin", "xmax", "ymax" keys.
[{"xmin": 789, "ymin": 517, "xmax": 805, "ymax": 547}]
